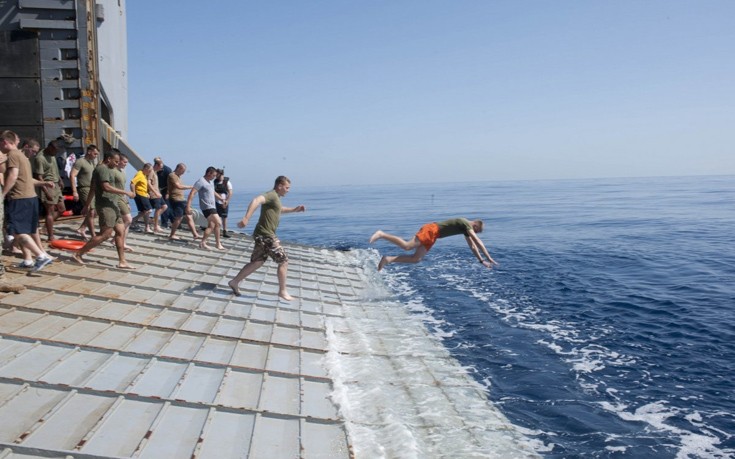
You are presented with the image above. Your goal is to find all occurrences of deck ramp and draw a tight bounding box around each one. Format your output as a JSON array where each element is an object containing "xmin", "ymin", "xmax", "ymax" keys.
[{"xmin": 0, "ymin": 222, "xmax": 540, "ymax": 458}]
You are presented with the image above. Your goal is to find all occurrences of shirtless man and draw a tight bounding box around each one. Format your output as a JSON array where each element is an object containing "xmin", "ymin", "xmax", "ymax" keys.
[{"xmin": 369, "ymin": 218, "xmax": 498, "ymax": 271}]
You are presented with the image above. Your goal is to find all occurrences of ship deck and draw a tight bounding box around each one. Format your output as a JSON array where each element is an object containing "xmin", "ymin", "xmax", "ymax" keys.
[{"xmin": 0, "ymin": 221, "xmax": 353, "ymax": 458}]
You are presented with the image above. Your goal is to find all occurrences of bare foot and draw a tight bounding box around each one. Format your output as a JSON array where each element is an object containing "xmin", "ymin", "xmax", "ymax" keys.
[
  {"xmin": 0, "ymin": 283, "xmax": 25, "ymax": 293},
  {"xmin": 124, "ymin": 246, "xmax": 134, "ymax": 252},
  {"xmin": 369, "ymin": 230, "xmax": 383, "ymax": 244},
  {"xmin": 227, "ymin": 280, "xmax": 241, "ymax": 296},
  {"xmin": 216, "ymin": 245, "xmax": 226, "ymax": 251},
  {"xmin": 199, "ymin": 242, "xmax": 211, "ymax": 250},
  {"xmin": 168, "ymin": 235, "xmax": 182, "ymax": 241},
  {"xmin": 278, "ymin": 291, "xmax": 294, "ymax": 301},
  {"xmin": 154, "ymin": 227, "xmax": 167, "ymax": 234},
  {"xmin": 117, "ymin": 263, "xmax": 136, "ymax": 270},
  {"xmin": 378, "ymin": 256, "xmax": 389, "ymax": 271},
  {"xmin": 76, "ymin": 228, "xmax": 89, "ymax": 241},
  {"xmin": 72, "ymin": 253, "xmax": 86, "ymax": 265}
]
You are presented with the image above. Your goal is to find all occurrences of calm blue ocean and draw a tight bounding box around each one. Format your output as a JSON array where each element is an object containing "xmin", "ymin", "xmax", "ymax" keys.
[{"xmin": 229, "ymin": 175, "xmax": 735, "ymax": 458}]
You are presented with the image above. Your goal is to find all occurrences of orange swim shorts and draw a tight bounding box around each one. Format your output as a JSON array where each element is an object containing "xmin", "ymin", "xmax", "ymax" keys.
[{"xmin": 415, "ymin": 223, "xmax": 440, "ymax": 251}]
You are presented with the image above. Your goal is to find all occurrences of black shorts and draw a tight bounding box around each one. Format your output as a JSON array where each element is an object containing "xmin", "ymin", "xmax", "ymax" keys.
[
  {"xmin": 150, "ymin": 197, "xmax": 165, "ymax": 210},
  {"xmin": 171, "ymin": 200, "xmax": 186, "ymax": 218},
  {"xmin": 216, "ymin": 202, "xmax": 229, "ymax": 218},
  {"xmin": 134, "ymin": 195, "xmax": 152, "ymax": 212},
  {"xmin": 203, "ymin": 208, "xmax": 217, "ymax": 218},
  {"xmin": 7, "ymin": 197, "xmax": 40, "ymax": 235}
]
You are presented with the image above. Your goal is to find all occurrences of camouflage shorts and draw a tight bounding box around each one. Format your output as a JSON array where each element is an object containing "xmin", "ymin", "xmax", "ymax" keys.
[{"xmin": 251, "ymin": 235, "xmax": 288, "ymax": 265}]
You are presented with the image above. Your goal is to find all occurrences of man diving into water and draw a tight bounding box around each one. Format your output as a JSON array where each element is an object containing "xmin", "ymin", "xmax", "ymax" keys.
[{"xmin": 369, "ymin": 217, "xmax": 498, "ymax": 271}]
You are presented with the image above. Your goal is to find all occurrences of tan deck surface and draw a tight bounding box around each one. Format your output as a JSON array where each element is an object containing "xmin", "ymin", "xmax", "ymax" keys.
[{"xmin": 0, "ymin": 221, "xmax": 353, "ymax": 458}]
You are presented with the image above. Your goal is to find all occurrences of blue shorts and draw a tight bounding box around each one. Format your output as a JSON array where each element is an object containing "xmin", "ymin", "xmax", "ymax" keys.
[
  {"xmin": 150, "ymin": 197, "xmax": 165, "ymax": 210},
  {"xmin": 134, "ymin": 195, "xmax": 152, "ymax": 212},
  {"xmin": 171, "ymin": 199, "xmax": 186, "ymax": 218},
  {"xmin": 7, "ymin": 197, "xmax": 39, "ymax": 235}
]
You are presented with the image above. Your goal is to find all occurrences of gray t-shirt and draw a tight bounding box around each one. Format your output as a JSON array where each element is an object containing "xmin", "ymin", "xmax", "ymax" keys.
[{"xmin": 193, "ymin": 176, "xmax": 216, "ymax": 211}]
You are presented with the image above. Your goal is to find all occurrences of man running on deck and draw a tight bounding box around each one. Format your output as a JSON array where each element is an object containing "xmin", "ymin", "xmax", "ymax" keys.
[
  {"xmin": 228, "ymin": 176, "xmax": 305, "ymax": 301},
  {"xmin": 369, "ymin": 217, "xmax": 498, "ymax": 271}
]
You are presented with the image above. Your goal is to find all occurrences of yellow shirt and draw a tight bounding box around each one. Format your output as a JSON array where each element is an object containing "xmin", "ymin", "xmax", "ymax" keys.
[{"xmin": 131, "ymin": 170, "xmax": 149, "ymax": 197}]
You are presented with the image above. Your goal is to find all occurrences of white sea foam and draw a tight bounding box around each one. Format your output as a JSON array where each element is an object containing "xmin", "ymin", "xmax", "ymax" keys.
[{"xmin": 324, "ymin": 249, "xmax": 542, "ymax": 458}]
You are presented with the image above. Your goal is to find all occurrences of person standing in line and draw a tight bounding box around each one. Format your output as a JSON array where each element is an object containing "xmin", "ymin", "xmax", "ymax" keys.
[
  {"xmin": 20, "ymin": 139, "xmax": 40, "ymax": 160},
  {"xmin": 369, "ymin": 218, "xmax": 498, "ymax": 271},
  {"xmin": 166, "ymin": 163, "xmax": 200, "ymax": 241},
  {"xmin": 130, "ymin": 163, "xmax": 153, "ymax": 234},
  {"xmin": 73, "ymin": 151, "xmax": 135, "ymax": 268},
  {"xmin": 228, "ymin": 176, "xmax": 305, "ymax": 301},
  {"xmin": 148, "ymin": 160, "xmax": 168, "ymax": 234},
  {"xmin": 186, "ymin": 166, "xmax": 225, "ymax": 251},
  {"xmin": 154, "ymin": 157, "xmax": 173, "ymax": 228},
  {"xmin": 114, "ymin": 152, "xmax": 134, "ymax": 252},
  {"xmin": 70, "ymin": 144, "xmax": 99, "ymax": 240},
  {"xmin": 0, "ymin": 130, "xmax": 55, "ymax": 272},
  {"xmin": 214, "ymin": 168, "xmax": 233, "ymax": 238},
  {"xmin": 33, "ymin": 141, "xmax": 65, "ymax": 242},
  {"xmin": 0, "ymin": 146, "xmax": 25, "ymax": 292}
]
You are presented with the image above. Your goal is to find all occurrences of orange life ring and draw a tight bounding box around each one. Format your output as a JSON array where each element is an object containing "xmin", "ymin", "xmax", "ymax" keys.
[{"xmin": 50, "ymin": 239, "xmax": 86, "ymax": 251}]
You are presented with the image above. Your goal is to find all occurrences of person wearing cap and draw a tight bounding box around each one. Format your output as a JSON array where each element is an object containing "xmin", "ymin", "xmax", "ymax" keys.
[{"xmin": 213, "ymin": 168, "xmax": 233, "ymax": 238}]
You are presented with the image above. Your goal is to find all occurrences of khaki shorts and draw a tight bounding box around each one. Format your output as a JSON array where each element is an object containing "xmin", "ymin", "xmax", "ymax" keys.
[
  {"xmin": 251, "ymin": 235, "xmax": 288, "ymax": 265},
  {"xmin": 97, "ymin": 204, "xmax": 122, "ymax": 228},
  {"xmin": 78, "ymin": 187, "xmax": 95, "ymax": 209},
  {"xmin": 40, "ymin": 185, "xmax": 63, "ymax": 205},
  {"xmin": 118, "ymin": 197, "xmax": 131, "ymax": 216}
]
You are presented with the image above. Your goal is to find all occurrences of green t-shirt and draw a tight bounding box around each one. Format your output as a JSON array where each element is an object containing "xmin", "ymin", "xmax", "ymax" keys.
[
  {"xmin": 93, "ymin": 164, "xmax": 118, "ymax": 209},
  {"xmin": 111, "ymin": 168, "xmax": 127, "ymax": 207},
  {"xmin": 253, "ymin": 189, "xmax": 282, "ymax": 238},
  {"xmin": 72, "ymin": 157, "xmax": 95, "ymax": 188},
  {"xmin": 33, "ymin": 152, "xmax": 60, "ymax": 182},
  {"xmin": 436, "ymin": 218, "xmax": 472, "ymax": 239}
]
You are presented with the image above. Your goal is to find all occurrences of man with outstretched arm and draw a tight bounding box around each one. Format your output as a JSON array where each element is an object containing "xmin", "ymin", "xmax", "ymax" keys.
[
  {"xmin": 228, "ymin": 176, "xmax": 305, "ymax": 301},
  {"xmin": 369, "ymin": 217, "xmax": 498, "ymax": 271}
]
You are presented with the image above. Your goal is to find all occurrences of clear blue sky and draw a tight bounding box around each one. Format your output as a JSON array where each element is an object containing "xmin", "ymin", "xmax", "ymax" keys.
[{"xmin": 127, "ymin": 1, "xmax": 735, "ymax": 188}]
